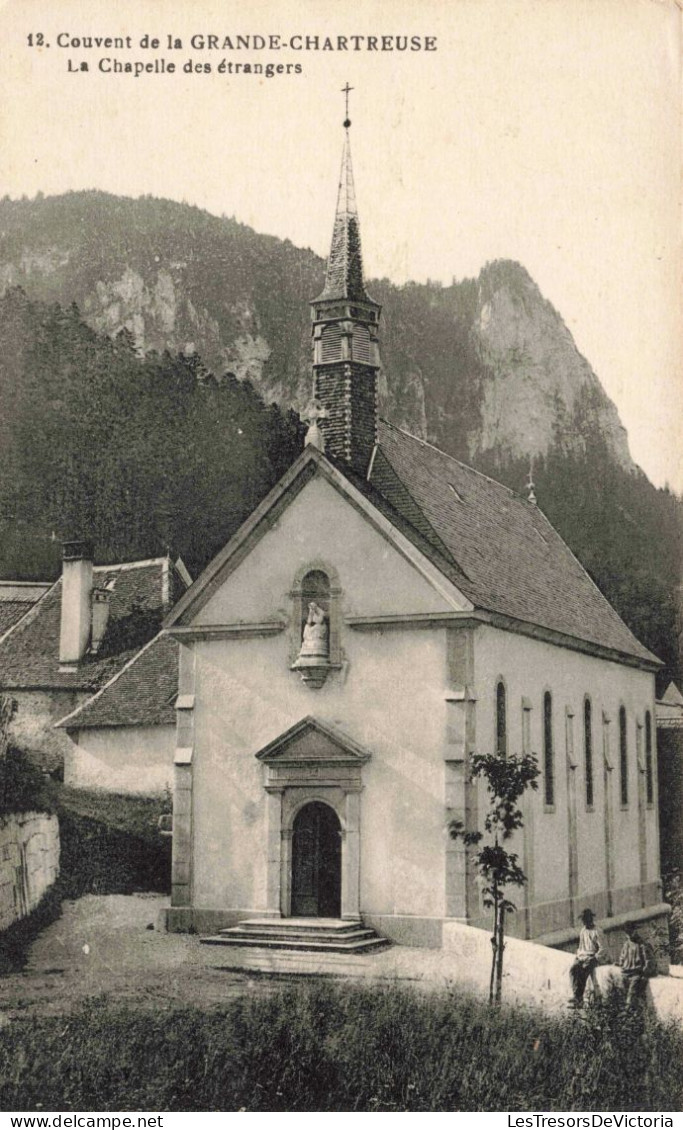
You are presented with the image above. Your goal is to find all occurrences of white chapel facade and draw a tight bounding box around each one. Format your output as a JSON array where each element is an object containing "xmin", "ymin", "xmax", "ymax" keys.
[{"xmin": 163, "ymin": 116, "xmax": 666, "ymax": 950}]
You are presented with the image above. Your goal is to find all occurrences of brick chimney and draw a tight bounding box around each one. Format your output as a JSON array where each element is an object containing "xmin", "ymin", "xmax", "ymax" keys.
[{"xmin": 59, "ymin": 540, "xmax": 94, "ymax": 670}]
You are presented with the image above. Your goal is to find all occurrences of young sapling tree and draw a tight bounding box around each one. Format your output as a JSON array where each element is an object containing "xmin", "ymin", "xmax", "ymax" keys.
[{"xmin": 449, "ymin": 751, "xmax": 539, "ymax": 1004}]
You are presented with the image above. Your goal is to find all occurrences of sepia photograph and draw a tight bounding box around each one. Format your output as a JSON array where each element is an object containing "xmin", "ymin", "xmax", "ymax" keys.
[{"xmin": 0, "ymin": 0, "xmax": 681, "ymax": 1115}]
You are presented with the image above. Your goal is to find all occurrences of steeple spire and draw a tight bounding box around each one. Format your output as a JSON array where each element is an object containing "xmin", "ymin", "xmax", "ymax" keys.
[
  {"xmin": 318, "ymin": 105, "xmax": 370, "ymax": 304},
  {"xmin": 309, "ymin": 93, "xmax": 381, "ymax": 474}
]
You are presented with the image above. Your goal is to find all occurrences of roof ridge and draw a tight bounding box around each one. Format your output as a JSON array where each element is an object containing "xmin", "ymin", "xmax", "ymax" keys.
[
  {"xmin": 378, "ymin": 418, "xmax": 522, "ymax": 499},
  {"xmin": 94, "ymin": 556, "xmax": 167, "ymax": 573},
  {"xmin": 0, "ymin": 580, "xmax": 51, "ymax": 589}
]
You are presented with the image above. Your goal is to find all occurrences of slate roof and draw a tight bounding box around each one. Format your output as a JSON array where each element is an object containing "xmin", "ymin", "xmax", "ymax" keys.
[
  {"xmin": 0, "ymin": 583, "xmax": 50, "ymax": 637},
  {"xmin": 371, "ymin": 420, "xmax": 658, "ymax": 665},
  {"xmin": 0, "ymin": 557, "xmax": 187, "ymax": 692},
  {"xmin": 0, "ymin": 601, "xmax": 37, "ymax": 636},
  {"xmin": 56, "ymin": 632, "xmax": 178, "ymax": 730}
]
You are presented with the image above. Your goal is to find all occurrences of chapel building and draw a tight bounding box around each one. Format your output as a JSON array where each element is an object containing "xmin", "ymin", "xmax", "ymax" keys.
[{"xmin": 163, "ymin": 117, "xmax": 666, "ymax": 953}]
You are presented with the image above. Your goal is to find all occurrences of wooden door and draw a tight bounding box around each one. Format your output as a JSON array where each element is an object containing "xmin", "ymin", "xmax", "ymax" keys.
[{"xmin": 291, "ymin": 802, "xmax": 341, "ymax": 917}]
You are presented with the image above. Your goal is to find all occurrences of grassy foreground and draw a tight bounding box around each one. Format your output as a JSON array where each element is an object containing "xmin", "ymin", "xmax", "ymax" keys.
[{"xmin": 0, "ymin": 981, "xmax": 680, "ymax": 1112}]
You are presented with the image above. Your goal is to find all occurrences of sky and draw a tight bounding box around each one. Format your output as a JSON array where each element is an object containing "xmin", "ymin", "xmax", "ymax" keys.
[{"xmin": 1, "ymin": 0, "xmax": 681, "ymax": 491}]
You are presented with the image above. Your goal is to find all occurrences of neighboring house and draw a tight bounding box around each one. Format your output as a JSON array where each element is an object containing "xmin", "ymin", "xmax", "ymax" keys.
[
  {"xmin": 161, "ymin": 121, "xmax": 666, "ymax": 950},
  {"xmin": 656, "ymin": 682, "xmax": 683, "ymax": 874},
  {"xmin": 56, "ymin": 632, "xmax": 179, "ymax": 795},
  {"xmin": 0, "ymin": 544, "xmax": 190, "ymax": 780}
]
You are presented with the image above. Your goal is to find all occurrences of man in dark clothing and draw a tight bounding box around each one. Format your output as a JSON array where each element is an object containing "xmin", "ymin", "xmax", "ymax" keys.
[{"xmin": 618, "ymin": 923, "xmax": 648, "ymax": 1007}]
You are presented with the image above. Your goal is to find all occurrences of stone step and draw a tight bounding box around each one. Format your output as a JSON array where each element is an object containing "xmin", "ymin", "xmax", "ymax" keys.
[
  {"xmin": 201, "ymin": 917, "xmax": 390, "ymax": 955},
  {"xmin": 203, "ymin": 933, "xmax": 389, "ymax": 954},
  {"xmin": 236, "ymin": 917, "xmax": 362, "ymax": 935},
  {"xmin": 223, "ymin": 925, "xmax": 378, "ymax": 944}
]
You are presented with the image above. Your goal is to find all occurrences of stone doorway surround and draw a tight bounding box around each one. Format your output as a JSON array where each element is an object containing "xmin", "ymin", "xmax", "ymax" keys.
[{"xmin": 255, "ymin": 716, "xmax": 371, "ymax": 921}]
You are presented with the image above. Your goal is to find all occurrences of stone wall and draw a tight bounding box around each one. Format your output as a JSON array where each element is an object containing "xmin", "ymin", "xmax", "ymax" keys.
[
  {"xmin": 0, "ymin": 812, "xmax": 59, "ymax": 931},
  {"xmin": 442, "ymin": 920, "xmax": 683, "ymax": 1022}
]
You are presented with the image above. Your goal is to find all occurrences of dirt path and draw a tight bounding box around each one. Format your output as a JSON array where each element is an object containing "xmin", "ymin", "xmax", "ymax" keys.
[{"xmin": 0, "ymin": 895, "xmax": 272, "ymax": 1018}]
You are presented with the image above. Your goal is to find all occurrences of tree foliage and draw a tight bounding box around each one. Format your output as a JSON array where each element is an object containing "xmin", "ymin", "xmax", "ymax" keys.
[{"xmin": 0, "ymin": 288, "xmax": 303, "ymax": 579}]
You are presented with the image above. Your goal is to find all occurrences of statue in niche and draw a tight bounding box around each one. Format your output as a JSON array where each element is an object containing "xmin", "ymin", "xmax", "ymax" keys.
[{"xmin": 299, "ymin": 601, "xmax": 329, "ymax": 660}]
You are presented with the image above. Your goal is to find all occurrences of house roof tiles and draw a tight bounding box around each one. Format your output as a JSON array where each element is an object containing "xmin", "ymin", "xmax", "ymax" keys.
[
  {"xmin": 0, "ymin": 601, "xmax": 38, "ymax": 637},
  {"xmin": 57, "ymin": 632, "xmax": 178, "ymax": 730},
  {"xmin": 0, "ymin": 583, "xmax": 51, "ymax": 638}
]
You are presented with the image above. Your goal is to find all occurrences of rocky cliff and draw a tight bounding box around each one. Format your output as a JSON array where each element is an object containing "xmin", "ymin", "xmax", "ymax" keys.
[
  {"xmin": 469, "ymin": 260, "xmax": 632, "ymax": 469},
  {"xmin": 0, "ymin": 191, "xmax": 634, "ymax": 475}
]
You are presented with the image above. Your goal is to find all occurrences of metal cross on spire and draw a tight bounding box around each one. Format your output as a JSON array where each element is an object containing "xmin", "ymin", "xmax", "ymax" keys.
[{"xmin": 342, "ymin": 82, "xmax": 353, "ymax": 128}]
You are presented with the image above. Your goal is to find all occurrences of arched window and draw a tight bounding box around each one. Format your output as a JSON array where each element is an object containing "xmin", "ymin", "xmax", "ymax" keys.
[
  {"xmin": 495, "ymin": 681, "xmax": 507, "ymax": 757},
  {"xmin": 645, "ymin": 710, "xmax": 654, "ymax": 805},
  {"xmin": 584, "ymin": 697, "xmax": 594, "ymax": 808},
  {"xmin": 619, "ymin": 706, "xmax": 628, "ymax": 806},
  {"xmin": 543, "ymin": 691, "xmax": 554, "ymax": 806}
]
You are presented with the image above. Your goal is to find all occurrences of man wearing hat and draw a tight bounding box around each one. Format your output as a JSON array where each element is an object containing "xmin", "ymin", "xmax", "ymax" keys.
[
  {"xmin": 617, "ymin": 922, "xmax": 649, "ymax": 1007},
  {"xmin": 569, "ymin": 908, "xmax": 606, "ymax": 1008}
]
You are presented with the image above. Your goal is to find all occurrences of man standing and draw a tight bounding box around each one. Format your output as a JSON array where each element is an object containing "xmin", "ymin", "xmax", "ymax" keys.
[
  {"xmin": 618, "ymin": 923, "xmax": 648, "ymax": 1007},
  {"xmin": 569, "ymin": 908, "xmax": 605, "ymax": 1008}
]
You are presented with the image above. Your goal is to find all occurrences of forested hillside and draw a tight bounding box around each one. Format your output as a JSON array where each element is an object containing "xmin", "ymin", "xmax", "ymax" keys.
[{"xmin": 0, "ymin": 288, "xmax": 303, "ymax": 579}]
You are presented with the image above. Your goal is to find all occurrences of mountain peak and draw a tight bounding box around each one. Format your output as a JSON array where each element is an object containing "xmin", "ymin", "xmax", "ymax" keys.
[{"xmin": 470, "ymin": 259, "xmax": 633, "ymax": 473}]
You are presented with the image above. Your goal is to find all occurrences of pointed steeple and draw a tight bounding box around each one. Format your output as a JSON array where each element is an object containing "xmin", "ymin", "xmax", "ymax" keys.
[
  {"xmin": 309, "ymin": 90, "xmax": 382, "ymax": 475},
  {"xmin": 317, "ymin": 128, "xmax": 370, "ymax": 304}
]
